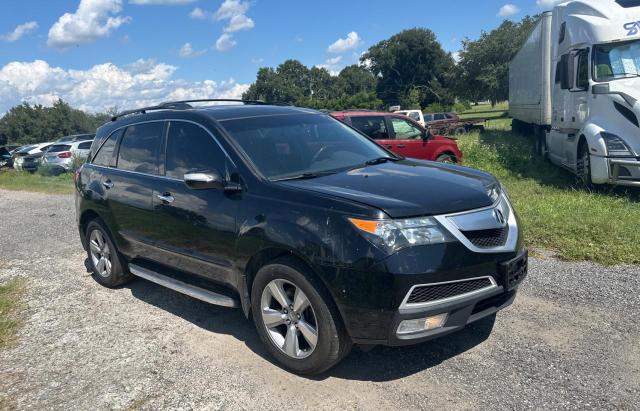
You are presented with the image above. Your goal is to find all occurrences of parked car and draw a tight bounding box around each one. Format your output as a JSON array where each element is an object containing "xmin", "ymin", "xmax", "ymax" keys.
[
  {"xmin": 43, "ymin": 140, "xmax": 93, "ymax": 170},
  {"xmin": 0, "ymin": 145, "xmax": 19, "ymax": 168},
  {"xmin": 330, "ymin": 110, "xmax": 462, "ymax": 163},
  {"xmin": 13, "ymin": 142, "xmax": 52, "ymax": 171},
  {"xmin": 76, "ymin": 100, "xmax": 526, "ymax": 375},
  {"xmin": 395, "ymin": 109, "xmax": 427, "ymax": 126},
  {"xmin": 55, "ymin": 134, "xmax": 95, "ymax": 143}
]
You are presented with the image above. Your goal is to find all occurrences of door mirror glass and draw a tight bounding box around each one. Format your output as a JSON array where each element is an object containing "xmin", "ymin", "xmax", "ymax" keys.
[{"xmin": 184, "ymin": 170, "xmax": 224, "ymax": 190}]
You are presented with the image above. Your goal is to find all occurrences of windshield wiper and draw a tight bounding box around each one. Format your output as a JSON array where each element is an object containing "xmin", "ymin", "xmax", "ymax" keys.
[
  {"xmin": 365, "ymin": 156, "xmax": 401, "ymax": 166},
  {"xmin": 272, "ymin": 172, "xmax": 325, "ymax": 182}
]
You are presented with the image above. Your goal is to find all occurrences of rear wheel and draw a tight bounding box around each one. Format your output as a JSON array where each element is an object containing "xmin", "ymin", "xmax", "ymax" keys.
[
  {"xmin": 251, "ymin": 257, "xmax": 351, "ymax": 375},
  {"xmin": 454, "ymin": 127, "xmax": 466, "ymax": 135},
  {"xmin": 85, "ymin": 220, "xmax": 132, "ymax": 288}
]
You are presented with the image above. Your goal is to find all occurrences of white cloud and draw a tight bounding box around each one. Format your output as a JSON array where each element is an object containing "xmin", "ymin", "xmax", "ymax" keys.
[
  {"xmin": 215, "ymin": 33, "xmax": 236, "ymax": 51},
  {"xmin": 0, "ymin": 59, "xmax": 249, "ymax": 114},
  {"xmin": 498, "ymin": 4, "xmax": 520, "ymax": 17},
  {"xmin": 189, "ymin": 7, "xmax": 207, "ymax": 19},
  {"xmin": 130, "ymin": 0, "xmax": 195, "ymax": 4},
  {"xmin": 316, "ymin": 56, "xmax": 344, "ymax": 76},
  {"xmin": 209, "ymin": 0, "xmax": 254, "ymax": 50},
  {"xmin": 224, "ymin": 14, "xmax": 254, "ymax": 33},
  {"xmin": 213, "ymin": 0, "xmax": 250, "ymax": 20},
  {"xmin": 327, "ymin": 32, "xmax": 363, "ymax": 54},
  {"xmin": 179, "ymin": 42, "xmax": 206, "ymax": 58},
  {"xmin": 452, "ymin": 51, "xmax": 461, "ymax": 63},
  {"xmin": 1, "ymin": 21, "xmax": 39, "ymax": 42},
  {"xmin": 47, "ymin": 0, "xmax": 130, "ymax": 49},
  {"xmin": 536, "ymin": 0, "xmax": 564, "ymax": 7}
]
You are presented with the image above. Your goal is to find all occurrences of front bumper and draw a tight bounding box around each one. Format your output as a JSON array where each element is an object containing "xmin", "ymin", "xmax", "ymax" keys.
[{"xmin": 607, "ymin": 157, "xmax": 640, "ymax": 187}]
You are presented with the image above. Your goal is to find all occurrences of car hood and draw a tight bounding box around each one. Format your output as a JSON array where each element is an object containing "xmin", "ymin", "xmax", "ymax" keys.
[{"xmin": 279, "ymin": 159, "xmax": 498, "ymax": 218}]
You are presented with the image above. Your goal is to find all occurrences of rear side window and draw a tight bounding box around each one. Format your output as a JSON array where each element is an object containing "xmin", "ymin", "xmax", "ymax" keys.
[
  {"xmin": 48, "ymin": 144, "xmax": 71, "ymax": 153},
  {"xmin": 434, "ymin": 113, "xmax": 446, "ymax": 120},
  {"xmin": 349, "ymin": 116, "xmax": 390, "ymax": 140},
  {"xmin": 408, "ymin": 112, "xmax": 420, "ymax": 121},
  {"xmin": 165, "ymin": 122, "xmax": 226, "ymax": 179},
  {"xmin": 78, "ymin": 141, "xmax": 92, "ymax": 150},
  {"xmin": 117, "ymin": 122, "xmax": 163, "ymax": 174},
  {"xmin": 93, "ymin": 130, "xmax": 122, "ymax": 167},
  {"xmin": 424, "ymin": 114, "xmax": 434, "ymax": 122}
]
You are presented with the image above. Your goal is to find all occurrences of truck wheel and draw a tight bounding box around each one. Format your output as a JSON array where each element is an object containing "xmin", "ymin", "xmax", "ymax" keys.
[
  {"xmin": 85, "ymin": 220, "xmax": 133, "ymax": 288},
  {"xmin": 576, "ymin": 142, "xmax": 594, "ymax": 189},
  {"xmin": 454, "ymin": 127, "xmax": 466, "ymax": 135},
  {"xmin": 251, "ymin": 257, "xmax": 352, "ymax": 375},
  {"xmin": 534, "ymin": 132, "xmax": 547, "ymax": 159},
  {"xmin": 436, "ymin": 154, "xmax": 456, "ymax": 164}
]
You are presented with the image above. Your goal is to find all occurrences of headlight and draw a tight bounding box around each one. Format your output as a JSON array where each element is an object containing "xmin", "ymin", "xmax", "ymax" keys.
[
  {"xmin": 486, "ymin": 182, "xmax": 501, "ymax": 203},
  {"xmin": 348, "ymin": 216, "xmax": 454, "ymax": 253},
  {"xmin": 602, "ymin": 132, "xmax": 634, "ymax": 156}
]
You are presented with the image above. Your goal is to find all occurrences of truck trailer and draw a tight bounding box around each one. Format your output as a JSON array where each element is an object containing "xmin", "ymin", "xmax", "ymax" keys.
[{"xmin": 509, "ymin": 0, "xmax": 640, "ymax": 187}]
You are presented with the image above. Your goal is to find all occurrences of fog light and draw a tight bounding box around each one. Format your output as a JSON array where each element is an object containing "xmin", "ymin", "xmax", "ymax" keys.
[{"xmin": 396, "ymin": 313, "xmax": 448, "ymax": 335}]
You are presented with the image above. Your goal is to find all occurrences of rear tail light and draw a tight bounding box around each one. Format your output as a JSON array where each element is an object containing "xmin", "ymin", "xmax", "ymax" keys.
[{"xmin": 58, "ymin": 151, "xmax": 72, "ymax": 158}]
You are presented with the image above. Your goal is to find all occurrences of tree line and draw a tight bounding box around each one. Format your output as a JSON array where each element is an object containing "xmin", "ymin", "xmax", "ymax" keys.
[
  {"xmin": 0, "ymin": 15, "xmax": 539, "ymax": 146},
  {"xmin": 244, "ymin": 15, "xmax": 540, "ymax": 111}
]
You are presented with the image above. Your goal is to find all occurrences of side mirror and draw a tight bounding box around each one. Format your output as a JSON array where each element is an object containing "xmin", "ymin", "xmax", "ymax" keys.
[{"xmin": 184, "ymin": 170, "xmax": 224, "ymax": 190}]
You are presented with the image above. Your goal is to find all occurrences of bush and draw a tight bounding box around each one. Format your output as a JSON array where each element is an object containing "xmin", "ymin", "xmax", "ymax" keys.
[
  {"xmin": 423, "ymin": 101, "xmax": 472, "ymax": 114},
  {"xmin": 69, "ymin": 154, "xmax": 87, "ymax": 172}
]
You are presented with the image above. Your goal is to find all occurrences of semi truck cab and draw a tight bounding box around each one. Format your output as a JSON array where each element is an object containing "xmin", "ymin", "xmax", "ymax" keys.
[{"xmin": 511, "ymin": 0, "xmax": 640, "ymax": 187}]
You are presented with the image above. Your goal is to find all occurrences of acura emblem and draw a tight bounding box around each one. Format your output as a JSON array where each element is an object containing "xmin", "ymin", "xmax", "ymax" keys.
[{"xmin": 494, "ymin": 209, "xmax": 506, "ymax": 225}]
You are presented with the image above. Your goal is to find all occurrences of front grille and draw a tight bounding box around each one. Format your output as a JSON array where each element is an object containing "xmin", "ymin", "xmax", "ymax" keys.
[
  {"xmin": 406, "ymin": 277, "xmax": 494, "ymax": 305},
  {"xmin": 461, "ymin": 227, "xmax": 508, "ymax": 248}
]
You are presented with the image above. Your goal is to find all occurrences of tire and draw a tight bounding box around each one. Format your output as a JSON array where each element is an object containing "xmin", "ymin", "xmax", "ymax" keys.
[
  {"xmin": 454, "ymin": 127, "xmax": 466, "ymax": 135},
  {"xmin": 436, "ymin": 154, "xmax": 456, "ymax": 164},
  {"xmin": 85, "ymin": 219, "xmax": 133, "ymax": 288},
  {"xmin": 251, "ymin": 256, "xmax": 352, "ymax": 375},
  {"xmin": 576, "ymin": 141, "xmax": 594, "ymax": 189},
  {"xmin": 533, "ymin": 127, "xmax": 547, "ymax": 159}
]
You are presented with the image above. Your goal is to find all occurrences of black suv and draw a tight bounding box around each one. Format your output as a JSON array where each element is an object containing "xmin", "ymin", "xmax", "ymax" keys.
[{"xmin": 75, "ymin": 100, "xmax": 527, "ymax": 374}]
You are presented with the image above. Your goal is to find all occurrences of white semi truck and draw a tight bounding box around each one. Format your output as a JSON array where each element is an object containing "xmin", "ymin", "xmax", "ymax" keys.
[{"xmin": 509, "ymin": 0, "xmax": 640, "ymax": 187}]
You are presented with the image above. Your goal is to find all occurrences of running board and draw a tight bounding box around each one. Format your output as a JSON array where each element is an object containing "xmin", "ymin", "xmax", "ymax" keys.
[{"xmin": 129, "ymin": 264, "xmax": 238, "ymax": 308}]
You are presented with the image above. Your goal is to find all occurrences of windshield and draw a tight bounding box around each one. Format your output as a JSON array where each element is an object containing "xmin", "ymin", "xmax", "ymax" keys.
[
  {"xmin": 221, "ymin": 113, "xmax": 392, "ymax": 180},
  {"xmin": 594, "ymin": 40, "xmax": 640, "ymax": 81}
]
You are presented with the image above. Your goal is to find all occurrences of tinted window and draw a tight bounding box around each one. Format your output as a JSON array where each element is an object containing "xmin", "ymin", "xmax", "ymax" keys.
[
  {"xmin": 576, "ymin": 50, "xmax": 589, "ymax": 90},
  {"xmin": 93, "ymin": 130, "xmax": 122, "ymax": 167},
  {"xmin": 78, "ymin": 141, "xmax": 92, "ymax": 150},
  {"xmin": 47, "ymin": 144, "xmax": 71, "ymax": 153},
  {"xmin": 349, "ymin": 116, "xmax": 390, "ymax": 140},
  {"xmin": 445, "ymin": 113, "xmax": 454, "ymax": 119},
  {"xmin": 165, "ymin": 122, "xmax": 225, "ymax": 179},
  {"xmin": 390, "ymin": 118, "xmax": 423, "ymax": 140},
  {"xmin": 39, "ymin": 145, "xmax": 51, "ymax": 152},
  {"xmin": 434, "ymin": 113, "xmax": 446, "ymax": 120},
  {"xmin": 555, "ymin": 62, "xmax": 562, "ymax": 84},
  {"xmin": 424, "ymin": 114, "xmax": 434, "ymax": 122},
  {"xmin": 117, "ymin": 123, "xmax": 163, "ymax": 174},
  {"xmin": 221, "ymin": 114, "xmax": 389, "ymax": 180}
]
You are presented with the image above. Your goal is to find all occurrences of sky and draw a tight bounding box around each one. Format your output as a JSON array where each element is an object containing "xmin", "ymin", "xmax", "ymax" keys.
[{"xmin": 0, "ymin": 0, "xmax": 563, "ymax": 114}]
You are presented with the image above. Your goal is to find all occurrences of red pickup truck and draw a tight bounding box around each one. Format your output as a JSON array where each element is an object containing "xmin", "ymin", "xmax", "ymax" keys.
[{"xmin": 330, "ymin": 111, "xmax": 462, "ymax": 163}]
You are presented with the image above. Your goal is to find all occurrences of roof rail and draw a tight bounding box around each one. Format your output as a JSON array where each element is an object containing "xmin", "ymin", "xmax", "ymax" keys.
[{"xmin": 110, "ymin": 99, "xmax": 268, "ymax": 121}]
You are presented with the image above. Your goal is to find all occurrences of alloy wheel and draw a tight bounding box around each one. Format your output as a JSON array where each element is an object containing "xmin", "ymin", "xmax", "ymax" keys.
[
  {"xmin": 260, "ymin": 279, "xmax": 318, "ymax": 359},
  {"xmin": 89, "ymin": 229, "xmax": 112, "ymax": 278}
]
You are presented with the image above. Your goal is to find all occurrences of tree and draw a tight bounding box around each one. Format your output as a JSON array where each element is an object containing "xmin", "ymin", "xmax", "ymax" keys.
[
  {"xmin": 338, "ymin": 65, "xmax": 376, "ymax": 96},
  {"xmin": 361, "ymin": 28, "xmax": 456, "ymax": 107},
  {"xmin": 0, "ymin": 99, "xmax": 109, "ymax": 144},
  {"xmin": 455, "ymin": 15, "xmax": 540, "ymax": 105}
]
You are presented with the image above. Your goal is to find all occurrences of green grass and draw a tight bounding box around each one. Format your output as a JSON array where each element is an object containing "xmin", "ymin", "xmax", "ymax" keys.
[
  {"xmin": 0, "ymin": 279, "xmax": 25, "ymax": 349},
  {"xmin": 458, "ymin": 102, "xmax": 509, "ymax": 120},
  {"xmin": 0, "ymin": 169, "xmax": 74, "ymax": 195},
  {"xmin": 459, "ymin": 119, "xmax": 640, "ymax": 266}
]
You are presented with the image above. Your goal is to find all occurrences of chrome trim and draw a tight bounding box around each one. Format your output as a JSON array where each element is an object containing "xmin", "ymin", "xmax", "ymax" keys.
[
  {"xmin": 184, "ymin": 172, "xmax": 215, "ymax": 183},
  {"xmin": 434, "ymin": 193, "xmax": 518, "ymax": 253},
  {"xmin": 399, "ymin": 276, "xmax": 498, "ymax": 310},
  {"xmin": 129, "ymin": 264, "xmax": 237, "ymax": 308}
]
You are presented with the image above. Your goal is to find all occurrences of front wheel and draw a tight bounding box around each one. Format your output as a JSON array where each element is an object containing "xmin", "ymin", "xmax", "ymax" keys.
[
  {"xmin": 251, "ymin": 257, "xmax": 351, "ymax": 375},
  {"xmin": 436, "ymin": 154, "xmax": 456, "ymax": 164},
  {"xmin": 576, "ymin": 142, "xmax": 594, "ymax": 189}
]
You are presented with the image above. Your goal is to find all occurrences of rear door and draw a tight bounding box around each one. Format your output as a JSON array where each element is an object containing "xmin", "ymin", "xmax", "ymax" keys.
[
  {"xmin": 348, "ymin": 115, "xmax": 395, "ymax": 151},
  {"xmin": 106, "ymin": 121, "xmax": 165, "ymax": 258},
  {"xmin": 150, "ymin": 120, "xmax": 238, "ymax": 286},
  {"xmin": 388, "ymin": 116, "xmax": 429, "ymax": 159}
]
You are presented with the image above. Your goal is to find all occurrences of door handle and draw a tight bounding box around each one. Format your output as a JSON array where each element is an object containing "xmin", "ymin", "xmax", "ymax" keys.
[
  {"xmin": 102, "ymin": 180, "xmax": 114, "ymax": 189},
  {"xmin": 385, "ymin": 145, "xmax": 393, "ymax": 149},
  {"xmin": 396, "ymin": 144, "xmax": 406, "ymax": 148},
  {"xmin": 157, "ymin": 193, "xmax": 175, "ymax": 203}
]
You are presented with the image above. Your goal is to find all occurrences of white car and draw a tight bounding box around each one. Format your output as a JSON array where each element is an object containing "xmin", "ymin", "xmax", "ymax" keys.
[
  {"xmin": 394, "ymin": 109, "xmax": 426, "ymax": 126},
  {"xmin": 42, "ymin": 140, "xmax": 93, "ymax": 170},
  {"xmin": 13, "ymin": 142, "xmax": 53, "ymax": 171}
]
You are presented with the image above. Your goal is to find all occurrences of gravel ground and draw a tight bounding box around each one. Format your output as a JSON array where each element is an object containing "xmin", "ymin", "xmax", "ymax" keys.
[{"xmin": 0, "ymin": 188, "xmax": 638, "ymax": 410}]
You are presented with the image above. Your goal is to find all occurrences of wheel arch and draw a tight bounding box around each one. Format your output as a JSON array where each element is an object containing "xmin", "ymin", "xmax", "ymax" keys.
[{"xmin": 78, "ymin": 209, "xmax": 102, "ymax": 250}]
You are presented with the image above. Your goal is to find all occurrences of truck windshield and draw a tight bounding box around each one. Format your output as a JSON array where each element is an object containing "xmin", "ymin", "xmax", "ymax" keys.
[{"xmin": 594, "ymin": 40, "xmax": 640, "ymax": 81}]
